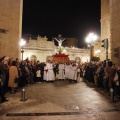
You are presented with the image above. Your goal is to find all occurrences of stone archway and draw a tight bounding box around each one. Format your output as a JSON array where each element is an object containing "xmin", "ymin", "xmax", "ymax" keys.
[{"xmin": 30, "ymin": 55, "xmax": 37, "ymax": 61}]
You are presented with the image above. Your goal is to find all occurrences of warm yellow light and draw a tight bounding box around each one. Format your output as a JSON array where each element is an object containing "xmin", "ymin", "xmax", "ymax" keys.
[
  {"xmin": 20, "ymin": 39, "xmax": 26, "ymax": 46},
  {"xmin": 85, "ymin": 33, "xmax": 98, "ymax": 44},
  {"xmin": 95, "ymin": 49, "xmax": 101, "ymax": 54}
]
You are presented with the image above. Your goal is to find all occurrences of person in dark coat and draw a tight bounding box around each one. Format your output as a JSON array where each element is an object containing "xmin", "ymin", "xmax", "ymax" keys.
[
  {"xmin": 0, "ymin": 67, "xmax": 8, "ymax": 103},
  {"xmin": 117, "ymin": 65, "xmax": 120, "ymax": 98}
]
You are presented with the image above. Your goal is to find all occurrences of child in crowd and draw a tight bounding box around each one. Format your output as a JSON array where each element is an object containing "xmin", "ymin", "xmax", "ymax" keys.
[{"xmin": 36, "ymin": 67, "xmax": 41, "ymax": 83}]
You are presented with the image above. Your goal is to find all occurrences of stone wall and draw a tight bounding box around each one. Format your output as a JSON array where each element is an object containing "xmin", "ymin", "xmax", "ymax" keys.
[
  {"xmin": 101, "ymin": 0, "xmax": 111, "ymax": 61},
  {"xmin": 23, "ymin": 37, "xmax": 90, "ymax": 63},
  {"xmin": 110, "ymin": 0, "xmax": 120, "ymax": 65},
  {"xmin": 101, "ymin": 0, "xmax": 120, "ymax": 65},
  {"xmin": 0, "ymin": 0, "xmax": 23, "ymax": 58}
]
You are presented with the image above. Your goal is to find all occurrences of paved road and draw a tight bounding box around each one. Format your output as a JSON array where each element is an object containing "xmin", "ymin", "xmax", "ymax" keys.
[{"xmin": 0, "ymin": 79, "xmax": 120, "ymax": 120}]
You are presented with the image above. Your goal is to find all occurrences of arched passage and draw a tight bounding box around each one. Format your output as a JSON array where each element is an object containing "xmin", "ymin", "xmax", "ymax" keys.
[{"xmin": 30, "ymin": 55, "xmax": 37, "ymax": 61}]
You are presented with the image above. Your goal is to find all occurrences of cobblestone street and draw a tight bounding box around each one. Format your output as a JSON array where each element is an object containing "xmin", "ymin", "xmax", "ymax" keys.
[{"xmin": 0, "ymin": 79, "xmax": 120, "ymax": 120}]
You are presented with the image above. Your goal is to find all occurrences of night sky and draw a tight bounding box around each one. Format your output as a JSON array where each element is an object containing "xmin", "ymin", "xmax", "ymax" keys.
[{"xmin": 22, "ymin": 0, "xmax": 101, "ymax": 47}]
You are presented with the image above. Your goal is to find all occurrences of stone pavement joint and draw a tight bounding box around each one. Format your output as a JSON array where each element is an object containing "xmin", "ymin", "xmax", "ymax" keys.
[
  {"xmin": 6, "ymin": 108, "xmax": 120, "ymax": 116},
  {"xmin": 1, "ymin": 79, "xmax": 120, "ymax": 120}
]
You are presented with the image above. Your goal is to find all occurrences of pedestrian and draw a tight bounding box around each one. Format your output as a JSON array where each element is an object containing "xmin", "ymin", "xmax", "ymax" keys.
[
  {"xmin": 8, "ymin": 61, "xmax": 19, "ymax": 94},
  {"xmin": 116, "ymin": 65, "xmax": 120, "ymax": 98},
  {"xmin": 0, "ymin": 68, "xmax": 8, "ymax": 103},
  {"xmin": 36, "ymin": 67, "xmax": 41, "ymax": 83}
]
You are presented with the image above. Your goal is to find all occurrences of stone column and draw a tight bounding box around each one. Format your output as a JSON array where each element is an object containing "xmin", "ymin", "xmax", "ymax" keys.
[
  {"xmin": 101, "ymin": 0, "xmax": 120, "ymax": 65},
  {"xmin": 110, "ymin": 0, "xmax": 120, "ymax": 65},
  {"xmin": 101, "ymin": 0, "xmax": 110, "ymax": 61}
]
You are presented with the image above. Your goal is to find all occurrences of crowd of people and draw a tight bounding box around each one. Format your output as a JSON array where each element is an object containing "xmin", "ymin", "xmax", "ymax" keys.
[
  {"xmin": 0, "ymin": 56, "xmax": 120, "ymax": 104},
  {"xmin": 82, "ymin": 60, "xmax": 120, "ymax": 99},
  {"xmin": 0, "ymin": 56, "xmax": 81, "ymax": 103}
]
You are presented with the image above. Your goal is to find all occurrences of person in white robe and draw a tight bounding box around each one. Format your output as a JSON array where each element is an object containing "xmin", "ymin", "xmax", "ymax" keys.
[
  {"xmin": 46, "ymin": 61, "xmax": 55, "ymax": 82},
  {"xmin": 72, "ymin": 63, "xmax": 78, "ymax": 82},
  {"xmin": 58, "ymin": 63, "xmax": 65, "ymax": 80},
  {"xmin": 68, "ymin": 63, "xmax": 74, "ymax": 82},
  {"xmin": 76, "ymin": 65, "xmax": 81, "ymax": 83},
  {"xmin": 68, "ymin": 62, "xmax": 72, "ymax": 79},
  {"xmin": 69, "ymin": 62, "xmax": 78, "ymax": 83},
  {"xmin": 65, "ymin": 63, "xmax": 69, "ymax": 79},
  {"xmin": 43, "ymin": 64, "xmax": 48, "ymax": 81}
]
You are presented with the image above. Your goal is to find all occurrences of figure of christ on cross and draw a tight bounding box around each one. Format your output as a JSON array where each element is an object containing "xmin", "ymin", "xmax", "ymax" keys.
[{"xmin": 54, "ymin": 38, "xmax": 65, "ymax": 47}]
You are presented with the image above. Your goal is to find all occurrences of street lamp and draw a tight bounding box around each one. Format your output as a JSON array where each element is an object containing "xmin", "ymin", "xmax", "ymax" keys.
[
  {"xmin": 85, "ymin": 33, "xmax": 98, "ymax": 61},
  {"xmin": 20, "ymin": 39, "xmax": 26, "ymax": 60}
]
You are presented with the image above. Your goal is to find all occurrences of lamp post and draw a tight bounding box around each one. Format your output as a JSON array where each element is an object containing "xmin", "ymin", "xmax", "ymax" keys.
[
  {"xmin": 20, "ymin": 39, "xmax": 26, "ymax": 60},
  {"xmin": 86, "ymin": 33, "xmax": 98, "ymax": 61}
]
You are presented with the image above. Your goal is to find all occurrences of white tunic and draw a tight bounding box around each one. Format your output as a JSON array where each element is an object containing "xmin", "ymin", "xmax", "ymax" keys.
[
  {"xmin": 46, "ymin": 63, "xmax": 55, "ymax": 81},
  {"xmin": 76, "ymin": 68, "xmax": 80, "ymax": 82},
  {"xmin": 58, "ymin": 64, "xmax": 65, "ymax": 79},
  {"xmin": 71, "ymin": 65, "xmax": 78, "ymax": 81},
  {"xmin": 43, "ymin": 65, "xmax": 48, "ymax": 81},
  {"xmin": 68, "ymin": 64, "xmax": 73, "ymax": 79},
  {"xmin": 65, "ymin": 64, "xmax": 69, "ymax": 79},
  {"xmin": 36, "ymin": 70, "xmax": 41, "ymax": 77}
]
